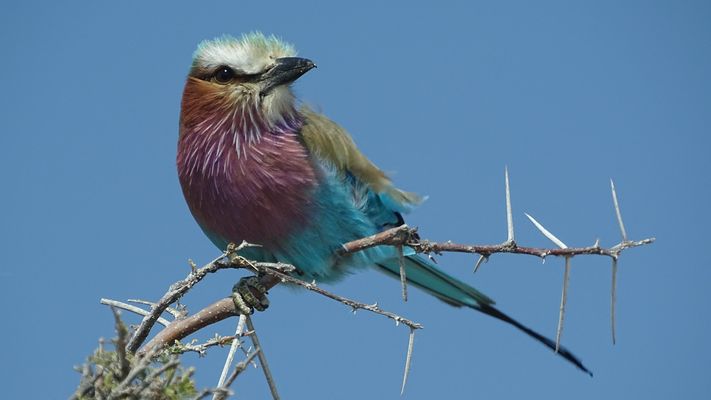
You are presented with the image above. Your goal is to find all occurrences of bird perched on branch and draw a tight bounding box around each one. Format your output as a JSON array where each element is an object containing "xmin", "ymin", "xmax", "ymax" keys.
[{"xmin": 177, "ymin": 32, "xmax": 591, "ymax": 375}]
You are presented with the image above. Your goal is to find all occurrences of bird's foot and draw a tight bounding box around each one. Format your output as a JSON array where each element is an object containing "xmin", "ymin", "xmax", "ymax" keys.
[{"xmin": 231, "ymin": 275, "xmax": 270, "ymax": 315}]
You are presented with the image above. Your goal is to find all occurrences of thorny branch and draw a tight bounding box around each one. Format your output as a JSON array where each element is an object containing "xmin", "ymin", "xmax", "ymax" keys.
[
  {"xmin": 136, "ymin": 260, "xmax": 424, "ymax": 356},
  {"xmin": 125, "ymin": 250, "xmax": 244, "ymax": 353},
  {"xmin": 169, "ymin": 333, "xmax": 253, "ymax": 356},
  {"xmin": 248, "ymin": 263, "xmax": 424, "ymax": 330},
  {"xmin": 344, "ymin": 224, "xmax": 654, "ymax": 262},
  {"xmin": 99, "ymin": 172, "xmax": 653, "ymax": 398}
]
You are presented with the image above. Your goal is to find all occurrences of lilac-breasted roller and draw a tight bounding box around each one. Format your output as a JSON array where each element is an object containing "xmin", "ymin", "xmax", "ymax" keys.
[{"xmin": 177, "ymin": 33, "xmax": 590, "ymax": 375}]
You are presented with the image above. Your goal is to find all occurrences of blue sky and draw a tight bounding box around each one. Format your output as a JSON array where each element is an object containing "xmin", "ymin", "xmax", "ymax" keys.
[{"xmin": 2, "ymin": 1, "xmax": 709, "ymax": 398}]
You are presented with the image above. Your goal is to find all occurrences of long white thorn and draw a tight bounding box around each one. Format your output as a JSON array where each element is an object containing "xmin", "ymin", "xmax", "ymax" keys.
[
  {"xmin": 401, "ymin": 328, "xmax": 415, "ymax": 395},
  {"xmin": 610, "ymin": 179, "xmax": 628, "ymax": 242},
  {"xmin": 524, "ymin": 213, "xmax": 568, "ymax": 249},
  {"xmin": 505, "ymin": 166, "xmax": 515, "ymax": 242},
  {"xmin": 473, "ymin": 254, "xmax": 488, "ymax": 273},
  {"xmin": 398, "ymin": 245, "xmax": 408, "ymax": 302},
  {"xmin": 556, "ymin": 257, "xmax": 571, "ymax": 352},
  {"xmin": 611, "ymin": 258, "xmax": 618, "ymax": 345},
  {"xmin": 524, "ymin": 213, "xmax": 570, "ymax": 352}
]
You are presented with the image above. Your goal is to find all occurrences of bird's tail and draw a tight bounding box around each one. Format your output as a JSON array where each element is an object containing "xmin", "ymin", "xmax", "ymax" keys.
[{"xmin": 376, "ymin": 254, "xmax": 592, "ymax": 376}]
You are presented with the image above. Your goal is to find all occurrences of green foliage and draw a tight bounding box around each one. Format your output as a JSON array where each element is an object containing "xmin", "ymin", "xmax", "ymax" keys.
[{"xmin": 72, "ymin": 312, "xmax": 198, "ymax": 400}]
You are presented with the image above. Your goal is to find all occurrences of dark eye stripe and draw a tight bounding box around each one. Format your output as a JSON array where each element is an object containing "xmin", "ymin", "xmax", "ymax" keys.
[
  {"xmin": 239, "ymin": 72, "xmax": 261, "ymax": 82},
  {"xmin": 190, "ymin": 65, "xmax": 265, "ymax": 83}
]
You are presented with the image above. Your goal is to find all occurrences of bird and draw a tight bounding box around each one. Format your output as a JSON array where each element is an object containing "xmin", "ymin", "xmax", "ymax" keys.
[{"xmin": 177, "ymin": 32, "xmax": 591, "ymax": 375}]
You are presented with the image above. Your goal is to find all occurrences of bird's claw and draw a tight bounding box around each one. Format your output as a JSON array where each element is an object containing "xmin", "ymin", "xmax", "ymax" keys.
[{"xmin": 231, "ymin": 276, "xmax": 270, "ymax": 315}]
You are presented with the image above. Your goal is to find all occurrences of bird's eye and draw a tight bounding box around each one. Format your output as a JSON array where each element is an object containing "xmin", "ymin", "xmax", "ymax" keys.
[{"xmin": 213, "ymin": 66, "xmax": 235, "ymax": 83}]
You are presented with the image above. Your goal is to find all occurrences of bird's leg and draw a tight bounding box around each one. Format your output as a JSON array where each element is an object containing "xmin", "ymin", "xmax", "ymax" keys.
[{"xmin": 231, "ymin": 275, "xmax": 270, "ymax": 315}]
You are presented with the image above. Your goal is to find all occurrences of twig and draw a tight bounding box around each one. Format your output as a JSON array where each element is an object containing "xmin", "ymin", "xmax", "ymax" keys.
[
  {"xmin": 212, "ymin": 349, "xmax": 261, "ymax": 400},
  {"xmin": 414, "ymin": 236, "xmax": 654, "ymax": 259},
  {"xmin": 107, "ymin": 347, "xmax": 160, "ymax": 400},
  {"xmin": 252, "ymin": 265, "xmax": 423, "ymax": 330},
  {"xmin": 168, "ymin": 334, "xmax": 241, "ymax": 356},
  {"xmin": 246, "ymin": 315, "xmax": 280, "ymax": 400},
  {"xmin": 111, "ymin": 308, "xmax": 130, "ymax": 380},
  {"xmin": 213, "ymin": 314, "xmax": 247, "ymax": 400},
  {"xmin": 340, "ymin": 224, "xmax": 415, "ymax": 254},
  {"xmin": 126, "ymin": 250, "xmax": 242, "ymax": 353},
  {"xmin": 225, "ymin": 348, "xmax": 261, "ymax": 388},
  {"xmin": 133, "ymin": 358, "xmax": 180, "ymax": 397},
  {"xmin": 127, "ymin": 298, "xmax": 185, "ymax": 319},
  {"xmin": 100, "ymin": 298, "xmax": 171, "ymax": 327},
  {"xmin": 70, "ymin": 364, "xmax": 104, "ymax": 400}
]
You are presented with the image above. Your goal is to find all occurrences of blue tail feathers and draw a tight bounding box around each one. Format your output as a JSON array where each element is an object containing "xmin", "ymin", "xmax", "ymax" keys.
[{"xmin": 376, "ymin": 254, "xmax": 592, "ymax": 376}]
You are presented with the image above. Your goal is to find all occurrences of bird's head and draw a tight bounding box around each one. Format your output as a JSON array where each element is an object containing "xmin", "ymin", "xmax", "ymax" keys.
[{"xmin": 181, "ymin": 33, "xmax": 315, "ymax": 139}]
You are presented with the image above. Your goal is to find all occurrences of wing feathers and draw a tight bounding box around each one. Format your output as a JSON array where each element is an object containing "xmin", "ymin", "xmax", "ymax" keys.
[{"xmin": 300, "ymin": 107, "xmax": 423, "ymax": 211}]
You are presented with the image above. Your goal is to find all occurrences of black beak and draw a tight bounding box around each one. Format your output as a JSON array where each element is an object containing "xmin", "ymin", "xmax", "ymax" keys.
[{"xmin": 259, "ymin": 57, "xmax": 316, "ymax": 95}]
